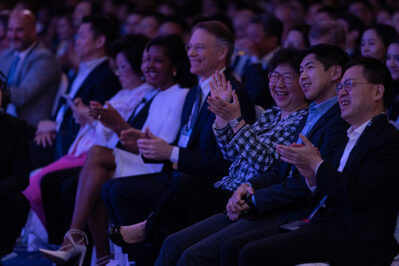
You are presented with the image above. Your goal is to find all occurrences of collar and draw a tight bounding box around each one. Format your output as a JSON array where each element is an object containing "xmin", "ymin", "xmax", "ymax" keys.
[
  {"xmin": 198, "ymin": 67, "xmax": 226, "ymax": 96},
  {"xmin": 309, "ymin": 96, "xmax": 337, "ymax": 114},
  {"xmin": 78, "ymin": 56, "xmax": 108, "ymax": 71},
  {"xmin": 347, "ymin": 119, "xmax": 370, "ymax": 139},
  {"xmin": 262, "ymin": 46, "xmax": 281, "ymax": 63},
  {"xmin": 14, "ymin": 41, "xmax": 37, "ymax": 60}
]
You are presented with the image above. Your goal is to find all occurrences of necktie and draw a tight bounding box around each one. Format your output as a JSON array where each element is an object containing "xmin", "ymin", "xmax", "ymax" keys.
[
  {"xmin": 189, "ymin": 86, "xmax": 202, "ymax": 129},
  {"xmin": 7, "ymin": 55, "xmax": 20, "ymax": 86}
]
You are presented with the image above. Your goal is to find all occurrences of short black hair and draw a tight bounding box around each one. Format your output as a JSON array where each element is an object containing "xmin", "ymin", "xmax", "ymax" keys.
[
  {"xmin": 364, "ymin": 24, "xmax": 397, "ymax": 48},
  {"xmin": 250, "ymin": 14, "xmax": 283, "ymax": 45},
  {"xmin": 109, "ymin": 34, "xmax": 149, "ymax": 75},
  {"xmin": 345, "ymin": 57, "xmax": 393, "ymax": 108},
  {"xmin": 288, "ymin": 24, "xmax": 311, "ymax": 48},
  {"xmin": 81, "ymin": 15, "xmax": 119, "ymax": 51},
  {"xmin": 267, "ymin": 48, "xmax": 301, "ymax": 74},
  {"xmin": 146, "ymin": 35, "xmax": 197, "ymax": 88},
  {"xmin": 300, "ymin": 44, "xmax": 349, "ymax": 70}
]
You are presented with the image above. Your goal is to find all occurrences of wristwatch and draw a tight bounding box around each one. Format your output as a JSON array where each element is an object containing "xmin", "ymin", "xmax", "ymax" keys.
[{"xmin": 229, "ymin": 116, "xmax": 243, "ymax": 128}]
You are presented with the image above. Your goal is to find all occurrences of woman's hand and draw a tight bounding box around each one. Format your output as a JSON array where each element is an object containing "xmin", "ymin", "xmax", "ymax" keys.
[
  {"xmin": 119, "ymin": 127, "xmax": 146, "ymax": 154},
  {"xmin": 89, "ymin": 101, "xmax": 128, "ymax": 134}
]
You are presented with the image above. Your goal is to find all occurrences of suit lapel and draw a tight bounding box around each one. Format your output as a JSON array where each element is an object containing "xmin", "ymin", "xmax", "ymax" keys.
[
  {"xmin": 179, "ymin": 85, "xmax": 198, "ymax": 130},
  {"xmin": 74, "ymin": 60, "xmax": 108, "ymax": 98},
  {"xmin": 342, "ymin": 115, "xmax": 386, "ymax": 172},
  {"xmin": 307, "ymin": 103, "xmax": 340, "ymax": 139},
  {"xmin": 188, "ymin": 92, "xmax": 213, "ymax": 145}
]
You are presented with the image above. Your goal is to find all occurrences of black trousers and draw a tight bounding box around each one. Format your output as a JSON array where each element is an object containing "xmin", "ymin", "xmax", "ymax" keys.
[
  {"xmin": 236, "ymin": 222, "xmax": 397, "ymax": 266},
  {"xmin": 0, "ymin": 191, "xmax": 29, "ymax": 256},
  {"xmin": 103, "ymin": 171, "xmax": 231, "ymax": 263},
  {"xmin": 41, "ymin": 167, "xmax": 81, "ymax": 244}
]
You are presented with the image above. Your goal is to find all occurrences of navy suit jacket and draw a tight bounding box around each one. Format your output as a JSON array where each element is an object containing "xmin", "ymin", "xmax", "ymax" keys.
[
  {"xmin": 317, "ymin": 115, "xmax": 399, "ymax": 256},
  {"xmin": 54, "ymin": 60, "xmax": 121, "ymax": 158},
  {"xmin": 176, "ymin": 69, "xmax": 256, "ymax": 181},
  {"xmin": 248, "ymin": 102, "xmax": 349, "ymax": 214}
]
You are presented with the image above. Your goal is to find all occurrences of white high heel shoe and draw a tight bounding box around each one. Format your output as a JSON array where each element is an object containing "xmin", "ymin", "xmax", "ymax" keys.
[{"xmin": 40, "ymin": 229, "xmax": 88, "ymax": 266}]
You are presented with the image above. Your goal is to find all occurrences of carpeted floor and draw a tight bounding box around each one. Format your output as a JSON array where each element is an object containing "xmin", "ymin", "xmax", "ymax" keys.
[{"xmin": 2, "ymin": 242, "xmax": 52, "ymax": 266}]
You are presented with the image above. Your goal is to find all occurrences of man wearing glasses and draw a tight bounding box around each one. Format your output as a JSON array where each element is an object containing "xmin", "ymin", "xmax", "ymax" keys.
[
  {"xmin": 156, "ymin": 44, "xmax": 351, "ymax": 265},
  {"xmin": 240, "ymin": 58, "xmax": 399, "ymax": 265}
]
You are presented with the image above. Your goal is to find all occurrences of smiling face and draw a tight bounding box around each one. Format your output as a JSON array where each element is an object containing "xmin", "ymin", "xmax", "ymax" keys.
[
  {"xmin": 141, "ymin": 45, "xmax": 174, "ymax": 90},
  {"xmin": 361, "ymin": 29, "xmax": 386, "ymax": 61},
  {"xmin": 269, "ymin": 63, "xmax": 306, "ymax": 114},
  {"xmin": 386, "ymin": 43, "xmax": 399, "ymax": 81},
  {"xmin": 7, "ymin": 13, "xmax": 36, "ymax": 51},
  {"xmin": 338, "ymin": 65, "xmax": 379, "ymax": 127},
  {"xmin": 299, "ymin": 54, "xmax": 335, "ymax": 104},
  {"xmin": 187, "ymin": 28, "xmax": 225, "ymax": 81}
]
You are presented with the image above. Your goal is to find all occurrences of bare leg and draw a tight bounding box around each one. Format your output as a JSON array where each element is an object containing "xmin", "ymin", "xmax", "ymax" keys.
[
  {"xmin": 120, "ymin": 220, "xmax": 147, "ymax": 244},
  {"xmin": 88, "ymin": 199, "xmax": 110, "ymax": 259},
  {"xmin": 67, "ymin": 146, "xmax": 116, "ymax": 257}
]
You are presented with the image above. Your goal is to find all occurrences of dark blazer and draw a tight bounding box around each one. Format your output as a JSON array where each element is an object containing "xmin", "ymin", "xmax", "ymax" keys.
[
  {"xmin": 176, "ymin": 68, "xmax": 256, "ymax": 180},
  {"xmin": 54, "ymin": 60, "xmax": 121, "ymax": 158},
  {"xmin": 0, "ymin": 113, "xmax": 29, "ymax": 196},
  {"xmin": 249, "ymin": 102, "xmax": 349, "ymax": 214},
  {"xmin": 317, "ymin": 115, "xmax": 399, "ymax": 259}
]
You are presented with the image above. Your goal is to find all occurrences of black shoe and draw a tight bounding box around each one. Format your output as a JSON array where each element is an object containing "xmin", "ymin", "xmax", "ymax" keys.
[{"xmin": 106, "ymin": 225, "xmax": 128, "ymax": 247}]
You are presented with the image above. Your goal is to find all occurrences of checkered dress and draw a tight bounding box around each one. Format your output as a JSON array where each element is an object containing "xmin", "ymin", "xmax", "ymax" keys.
[{"xmin": 213, "ymin": 106, "xmax": 308, "ymax": 191}]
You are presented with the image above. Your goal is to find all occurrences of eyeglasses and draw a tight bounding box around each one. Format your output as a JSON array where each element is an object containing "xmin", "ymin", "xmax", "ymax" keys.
[
  {"xmin": 335, "ymin": 79, "xmax": 368, "ymax": 93},
  {"xmin": 268, "ymin": 72, "xmax": 296, "ymax": 85}
]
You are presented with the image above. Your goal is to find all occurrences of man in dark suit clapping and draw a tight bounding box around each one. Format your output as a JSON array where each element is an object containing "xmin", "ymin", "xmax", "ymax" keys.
[{"xmin": 242, "ymin": 57, "xmax": 399, "ymax": 265}]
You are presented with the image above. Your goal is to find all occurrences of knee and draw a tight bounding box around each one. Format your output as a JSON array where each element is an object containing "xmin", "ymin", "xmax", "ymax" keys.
[
  {"xmin": 86, "ymin": 145, "xmax": 111, "ymax": 165},
  {"xmin": 221, "ymin": 239, "xmax": 239, "ymax": 263},
  {"xmin": 156, "ymin": 234, "xmax": 182, "ymax": 266},
  {"xmin": 178, "ymin": 248, "xmax": 197, "ymax": 266}
]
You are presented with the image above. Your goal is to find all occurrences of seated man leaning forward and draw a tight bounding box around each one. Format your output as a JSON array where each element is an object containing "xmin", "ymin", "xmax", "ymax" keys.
[{"xmin": 240, "ymin": 57, "xmax": 399, "ymax": 265}]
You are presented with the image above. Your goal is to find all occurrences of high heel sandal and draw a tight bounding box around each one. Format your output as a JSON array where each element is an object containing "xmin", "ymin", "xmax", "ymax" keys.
[
  {"xmin": 96, "ymin": 254, "xmax": 113, "ymax": 266},
  {"xmin": 40, "ymin": 229, "xmax": 88, "ymax": 266}
]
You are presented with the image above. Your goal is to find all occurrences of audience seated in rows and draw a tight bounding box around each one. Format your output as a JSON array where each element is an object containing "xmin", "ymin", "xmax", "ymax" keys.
[
  {"xmin": 23, "ymin": 34, "xmax": 151, "ymax": 229},
  {"xmin": 79, "ymin": 20, "xmax": 256, "ymax": 266},
  {"xmin": 156, "ymin": 44, "xmax": 350, "ymax": 266},
  {"xmin": 40, "ymin": 34, "xmax": 198, "ymax": 266},
  {"xmin": 236, "ymin": 57, "xmax": 399, "ymax": 266}
]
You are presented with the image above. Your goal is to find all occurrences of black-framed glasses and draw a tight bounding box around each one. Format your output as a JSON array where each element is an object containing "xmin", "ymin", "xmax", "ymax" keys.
[
  {"xmin": 335, "ymin": 79, "xmax": 368, "ymax": 93},
  {"xmin": 268, "ymin": 72, "xmax": 296, "ymax": 85}
]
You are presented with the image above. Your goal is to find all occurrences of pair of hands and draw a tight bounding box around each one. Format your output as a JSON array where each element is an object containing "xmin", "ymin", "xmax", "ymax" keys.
[
  {"xmin": 226, "ymin": 183, "xmax": 254, "ymax": 221},
  {"xmin": 120, "ymin": 127, "xmax": 173, "ymax": 160},
  {"xmin": 89, "ymin": 100, "xmax": 128, "ymax": 135},
  {"xmin": 276, "ymin": 134, "xmax": 323, "ymax": 186},
  {"xmin": 207, "ymin": 72, "xmax": 243, "ymax": 129}
]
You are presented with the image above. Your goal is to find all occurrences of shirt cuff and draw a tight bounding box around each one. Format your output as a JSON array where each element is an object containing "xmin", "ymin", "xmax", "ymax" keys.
[
  {"xmin": 305, "ymin": 179, "xmax": 317, "ymax": 195},
  {"xmin": 213, "ymin": 122, "xmax": 230, "ymax": 136},
  {"xmin": 315, "ymin": 160, "xmax": 324, "ymax": 175},
  {"xmin": 170, "ymin": 146, "xmax": 179, "ymax": 163}
]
